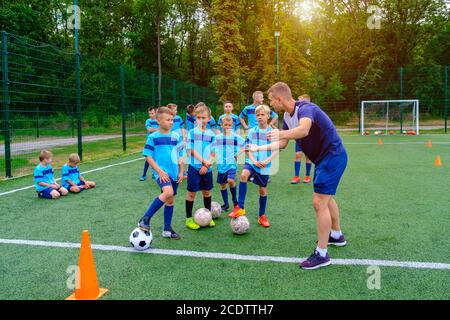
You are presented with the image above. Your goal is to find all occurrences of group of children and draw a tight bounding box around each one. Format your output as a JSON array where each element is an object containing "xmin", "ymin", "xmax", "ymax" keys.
[{"xmin": 34, "ymin": 150, "xmax": 96, "ymax": 199}]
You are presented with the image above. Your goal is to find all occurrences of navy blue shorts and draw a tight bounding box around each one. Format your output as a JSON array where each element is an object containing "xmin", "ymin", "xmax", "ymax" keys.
[
  {"xmin": 295, "ymin": 142, "xmax": 302, "ymax": 153},
  {"xmin": 187, "ymin": 166, "xmax": 213, "ymax": 192},
  {"xmin": 216, "ymin": 169, "xmax": 237, "ymax": 185},
  {"xmin": 243, "ymin": 163, "xmax": 269, "ymax": 188},
  {"xmin": 66, "ymin": 181, "xmax": 86, "ymax": 192},
  {"xmin": 313, "ymin": 151, "xmax": 348, "ymax": 195},
  {"xmin": 37, "ymin": 188, "xmax": 55, "ymax": 199},
  {"xmin": 157, "ymin": 178, "xmax": 179, "ymax": 196}
]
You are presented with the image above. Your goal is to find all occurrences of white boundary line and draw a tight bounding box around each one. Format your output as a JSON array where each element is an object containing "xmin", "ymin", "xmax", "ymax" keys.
[
  {"xmin": 1, "ymin": 238, "xmax": 449, "ymax": 270},
  {"xmin": 0, "ymin": 157, "xmax": 142, "ymax": 197}
]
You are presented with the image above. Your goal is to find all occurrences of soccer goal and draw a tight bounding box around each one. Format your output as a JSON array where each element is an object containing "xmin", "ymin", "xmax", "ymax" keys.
[{"xmin": 361, "ymin": 100, "xmax": 420, "ymax": 135}]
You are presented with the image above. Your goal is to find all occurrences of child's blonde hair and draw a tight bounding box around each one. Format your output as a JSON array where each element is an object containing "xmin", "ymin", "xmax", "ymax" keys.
[
  {"xmin": 167, "ymin": 103, "xmax": 177, "ymax": 109},
  {"xmin": 69, "ymin": 153, "xmax": 80, "ymax": 164},
  {"xmin": 157, "ymin": 106, "xmax": 174, "ymax": 118},
  {"xmin": 195, "ymin": 104, "xmax": 211, "ymax": 117},
  {"xmin": 39, "ymin": 150, "xmax": 53, "ymax": 161},
  {"xmin": 255, "ymin": 104, "xmax": 271, "ymax": 115},
  {"xmin": 221, "ymin": 114, "xmax": 233, "ymax": 124}
]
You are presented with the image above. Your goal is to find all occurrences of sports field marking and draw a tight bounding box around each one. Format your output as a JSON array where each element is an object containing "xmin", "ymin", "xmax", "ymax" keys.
[
  {"xmin": 1, "ymin": 238, "xmax": 449, "ymax": 270},
  {"xmin": 0, "ymin": 157, "xmax": 142, "ymax": 197}
]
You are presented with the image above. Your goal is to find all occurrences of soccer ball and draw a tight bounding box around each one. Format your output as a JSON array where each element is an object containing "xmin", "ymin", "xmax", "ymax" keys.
[
  {"xmin": 194, "ymin": 208, "xmax": 212, "ymax": 227},
  {"xmin": 230, "ymin": 216, "xmax": 250, "ymax": 235},
  {"xmin": 211, "ymin": 202, "xmax": 222, "ymax": 219},
  {"xmin": 129, "ymin": 228, "xmax": 152, "ymax": 251}
]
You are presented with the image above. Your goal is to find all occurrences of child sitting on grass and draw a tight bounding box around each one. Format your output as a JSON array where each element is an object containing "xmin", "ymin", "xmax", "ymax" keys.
[
  {"xmin": 34, "ymin": 150, "xmax": 68, "ymax": 199},
  {"xmin": 61, "ymin": 153, "xmax": 96, "ymax": 193}
]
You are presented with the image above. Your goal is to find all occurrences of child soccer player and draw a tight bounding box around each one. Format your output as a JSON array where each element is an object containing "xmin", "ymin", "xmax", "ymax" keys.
[
  {"xmin": 140, "ymin": 106, "xmax": 159, "ymax": 181},
  {"xmin": 215, "ymin": 115, "xmax": 246, "ymax": 211},
  {"xmin": 229, "ymin": 105, "xmax": 279, "ymax": 228},
  {"xmin": 186, "ymin": 104, "xmax": 196, "ymax": 131},
  {"xmin": 34, "ymin": 150, "xmax": 68, "ymax": 199},
  {"xmin": 185, "ymin": 105, "xmax": 216, "ymax": 230},
  {"xmin": 218, "ymin": 101, "xmax": 241, "ymax": 134},
  {"xmin": 195, "ymin": 102, "xmax": 218, "ymax": 133},
  {"xmin": 61, "ymin": 153, "xmax": 96, "ymax": 193},
  {"xmin": 167, "ymin": 103, "xmax": 185, "ymax": 138},
  {"xmin": 138, "ymin": 107, "xmax": 185, "ymax": 240}
]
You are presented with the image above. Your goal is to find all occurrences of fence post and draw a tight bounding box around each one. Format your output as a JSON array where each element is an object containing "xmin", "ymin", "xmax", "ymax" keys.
[
  {"xmin": 189, "ymin": 83, "xmax": 193, "ymax": 104},
  {"xmin": 172, "ymin": 79, "xmax": 176, "ymax": 104},
  {"xmin": 74, "ymin": 6, "xmax": 83, "ymax": 161},
  {"xmin": 120, "ymin": 65, "xmax": 127, "ymax": 152},
  {"xmin": 36, "ymin": 106, "xmax": 40, "ymax": 138},
  {"xmin": 1, "ymin": 31, "xmax": 12, "ymax": 178},
  {"xmin": 445, "ymin": 65, "xmax": 448, "ymax": 134},
  {"xmin": 151, "ymin": 73, "xmax": 156, "ymax": 107},
  {"xmin": 400, "ymin": 66, "xmax": 404, "ymax": 99}
]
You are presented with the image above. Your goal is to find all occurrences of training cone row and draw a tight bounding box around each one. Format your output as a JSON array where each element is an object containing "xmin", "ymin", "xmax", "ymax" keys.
[{"xmin": 66, "ymin": 230, "xmax": 108, "ymax": 300}]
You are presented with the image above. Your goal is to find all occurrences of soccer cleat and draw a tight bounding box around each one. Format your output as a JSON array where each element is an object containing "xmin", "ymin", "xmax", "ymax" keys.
[
  {"xmin": 221, "ymin": 204, "xmax": 230, "ymax": 212},
  {"xmin": 138, "ymin": 217, "xmax": 150, "ymax": 232},
  {"xmin": 303, "ymin": 176, "xmax": 311, "ymax": 184},
  {"xmin": 185, "ymin": 217, "xmax": 200, "ymax": 230},
  {"xmin": 300, "ymin": 251, "xmax": 331, "ymax": 270},
  {"xmin": 258, "ymin": 215, "xmax": 270, "ymax": 228},
  {"xmin": 328, "ymin": 234, "xmax": 347, "ymax": 247},
  {"xmin": 209, "ymin": 219, "xmax": 216, "ymax": 227},
  {"xmin": 228, "ymin": 208, "xmax": 246, "ymax": 219},
  {"xmin": 291, "ymin": 176, "xmax": 301, "ymax": 184},
  {"xmin": 162, "ymin": 228, "xmax": 181, "ymax": 240},
  {"xmin": 139, "ymin": 176, "xmax": 147, "ymax": 182}
]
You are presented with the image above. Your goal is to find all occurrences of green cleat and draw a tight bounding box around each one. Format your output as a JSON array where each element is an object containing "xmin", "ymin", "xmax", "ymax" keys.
[
  {"xmin": 186, "ymin": 217, "xmax": 200, "ymax": 230},
  {"xmin": 209, "ymin": 219, "xmax": 216, "ymax": 228}
]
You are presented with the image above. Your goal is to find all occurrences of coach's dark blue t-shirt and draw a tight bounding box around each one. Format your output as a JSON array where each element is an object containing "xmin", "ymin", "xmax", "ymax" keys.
[{"xmin": 282, "ymin": 101, "xmax": 345, "ymax": 164}]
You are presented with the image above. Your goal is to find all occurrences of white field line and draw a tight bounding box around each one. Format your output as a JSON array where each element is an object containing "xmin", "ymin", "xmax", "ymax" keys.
[
  {"xmin": 1, "ymin": 238, "xmax": 449, "ymax": 270},
  {"xmin": 0, "ymin": 157, "xmax": 143, "ymax": 197}
]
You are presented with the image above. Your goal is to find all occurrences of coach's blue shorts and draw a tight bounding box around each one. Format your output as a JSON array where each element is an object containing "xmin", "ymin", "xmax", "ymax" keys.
[
  {"xmin": 37, "ymin": 188, "xmax": 54, "ymax": 199},
  {"xmin": 216, "ymin": 169, "xmax": 237, "ymax": 185},
  {"xmin": 157, "ymin": 178, "xmax": 179, "ymax": 196},
  {"xmin": 295, "ymin": 142, "xmax": 302, "ymax": 153},
  {"xmin": 313, "ymin": 150, "xmax": 348, "ymax": 195},
  {"xmin": 243, "ymin": 163, "xmax": 269, "ymax": 188},
  {"xmin": 187, "ymin": 166, "xmax": 213, "ymax": 192}
]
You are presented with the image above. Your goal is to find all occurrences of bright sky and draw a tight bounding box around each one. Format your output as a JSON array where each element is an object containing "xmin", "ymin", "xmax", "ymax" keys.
[{"xmin": 294, "ymin": 0, "xmax": 317, "ymax": 21}]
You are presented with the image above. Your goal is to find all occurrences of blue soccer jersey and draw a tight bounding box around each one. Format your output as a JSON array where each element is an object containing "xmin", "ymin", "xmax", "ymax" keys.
[
  {"xmin": 246, "ymin": 126, "xmax": 273, "ymax": 175},
  {"xmin": 143, "ymin": 131, "xmax": 185, "ymax": 182},
  {"xmin": 61, "ymin": 163, "xmax": 81, "ymax": 189},
  {"xmin": 186, "ymin": 113, "xmax": 196, "ymax": 131},
  {"xmin": 172, "ymin": 115, "xmax": 184, "ymax": 132},
  {"xmin": 145, "ymin": 118, "xmax": 159, "ymax": 136},
  {"xmin": 218, "ymin": 114, "xmax": 241, "ymax": 132},
  {"xmin": 239, "ymin": 105, "xmax": 278, "ymax": 129},
  {"xmin": 187, "ymin": 127, "xmax": 216, "ymax": 173},
  {"xmin": 34, "ymin": 164, "xmax": 55, "ymax": 192},
  {"xmin": 215, "ymin": 133, "xmax": 246, "ymax": 174}
]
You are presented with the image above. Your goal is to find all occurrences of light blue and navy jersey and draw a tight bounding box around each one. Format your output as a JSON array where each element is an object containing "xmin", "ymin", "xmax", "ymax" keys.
[
  {"xmin": 186, "ymin": 113, "xmax": 196, "ymax": 131},
  {"xmin": 172, "ymin": 115, "xmax": 184, "ymax": 133},
  {"xmin": 61, "ymin": 163, "xmax": 81, "ymax": 188},
  {"xmin": 207, "ymin": 116, "xmax": 217, "ymax": 130},
  {"xmin": 218, "ymin": 114, "xmax": 241, "ymax": 132},
  {"xmin": 239, "ymin": 105, "xmax": 278, "ymax": 129},
  {"xmin": 143, "ymin": 131, "xmax": 185, "ymax": 182},
  {"xmin": 34, "ymin": 164, "xmax": 55, "ymax": 192},
  {"xmin": 145, "ymin": 118, "xmax": 159, "ymax": 136},
  {"xmin": 215, "ymin": 133, "xmax": 246, "ymax": 173},
  {"xmin": 246, "ymin": 126, "xmax": 273, "ymax": 175},
  {"xmin": 187, "ymin": 127, "xmax": 216, "ymax": 173}
]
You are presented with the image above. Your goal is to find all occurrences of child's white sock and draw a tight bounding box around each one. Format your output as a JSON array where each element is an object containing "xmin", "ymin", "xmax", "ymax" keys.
[
  {"xmin": 331, "ymin": 229, "xmax": 343, "ymax": 239},
  {"xmin": 315, "ymin": 246, "xmax": 328, "ymax": 258}
]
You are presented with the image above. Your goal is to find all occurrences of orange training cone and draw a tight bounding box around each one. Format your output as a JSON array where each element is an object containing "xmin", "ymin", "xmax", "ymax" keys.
[
  {"xmin": 66, "ymin": 230, "xmax": 108, "ymax": 300},
  {"xmin": 435, "ymin": 156, "xmax": 442, "ymax": 167},
  {"xmin": 378, "ymin": 138, "xmax": 383, "ymax": 145},
  {"xmin": 427, "ymin": 140, "xmax": 433, "ymax": 148}
]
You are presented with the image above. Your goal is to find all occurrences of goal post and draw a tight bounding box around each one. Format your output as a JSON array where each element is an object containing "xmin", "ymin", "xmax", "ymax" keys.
[{"xmin": 361, "ymin": 100, "xmax": 420, "ymax": 135}]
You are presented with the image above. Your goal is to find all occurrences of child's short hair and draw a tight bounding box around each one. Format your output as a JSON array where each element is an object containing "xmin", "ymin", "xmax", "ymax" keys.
[
  {"xmin": 195, "ymin": 102, "xmax": 206, "ymax": 108},
  {"xmin": 157, "ymin": 106, "xmax": 174, "ymax": 118},
  {"xmin": 69, "ymin": 153, "xmax": 80, "ymax": 164},
  {"xmin": 221, "ymin": 115, "xmax": 233, "ymax": 124},
  {"xmin": 195, "ymin": 104, "xmax": 211, "ymax": 117},
  {"xmin": 148, "ymin": 106, "xmax": 157, "ymax": 112},
  {"xmin": 167, "ymin": 103, "xmax": 177, "ymax": 109},
  {"xmin": 39, "ymin": 150, "xmax": 53, "ymax": 161},
  {"xmin": 255, "ymin": 104, "xmax": 271, "ymax": 115},
  {"xmin": 298, "ymin": 94, "xmax": 311, "ymax": 102}
]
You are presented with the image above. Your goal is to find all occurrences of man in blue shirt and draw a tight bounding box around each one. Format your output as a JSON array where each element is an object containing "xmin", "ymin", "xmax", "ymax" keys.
[
  {"xmin": 239, "ymin": 91, "xmax": 278, "ymax": 130},
  {"xmin": 251, "ymin": 82, "xmax": 348, "ymax": 270}
]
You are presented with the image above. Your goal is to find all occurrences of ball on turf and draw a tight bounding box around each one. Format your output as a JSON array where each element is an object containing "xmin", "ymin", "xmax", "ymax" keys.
[
  {"xmin": 211, "ymin": 201, "xmax": 222, "ymax": 219},
  {"xmin": 194, "ymin": 208, "xmax": 212, "ymax": 227},
  {"xmin": 129, "ymin": 228, "xmax": 152, "ymax": 251},
  {"xmin": 230, "ymin": 216, "xmax": 250, "ymax": 235}
]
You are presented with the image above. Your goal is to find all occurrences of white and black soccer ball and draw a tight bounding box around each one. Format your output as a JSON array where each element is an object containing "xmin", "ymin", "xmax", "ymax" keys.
[
  {"xmin": 194, "ymin": 208, "xmax": 212, "ymax": 227},
  {"xmin": 230, "ymin": 216, "xmax": 250, "ymax": 235},
  {"xmin": 211, "ymin": 201, "xmax": 222, "ymax": 219},
  {"xmin": 129, "ymin": 228, "xmax": 152, "ymax": 251}
]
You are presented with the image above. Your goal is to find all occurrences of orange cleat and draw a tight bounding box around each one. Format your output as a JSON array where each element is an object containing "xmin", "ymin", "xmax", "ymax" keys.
[
  {"xmin": 258, "ymin": 215, "xmax": 270, "ymax": 228},
  {"xmin": 290, "ymin": 176, "xmax": 301, "ymax": 184},
  {"xmin": 303, "ymin": 176, "xmax": 311, "ymax": 184},
  {"xmin": 228, "ymin": 206, "xmax": 245, "ymax": 218}
]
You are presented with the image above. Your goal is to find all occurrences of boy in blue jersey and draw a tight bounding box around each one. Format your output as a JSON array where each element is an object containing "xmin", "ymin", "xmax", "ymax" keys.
[
  {"xmin": 215, "ymin": 115, "xmax": 246, "ymax": 212},
  {"xmin": 185, "ymin": 105, "xmax": 216, "ymax": 230},
  {"xmin": 252, "ymin": 82, "xmax": 348, "ymax": 270},
  {"xmin": 34, "ymin": 150, "xmax": 68, "ymax": 199},
  {"xmin": 218, "ymin": 100, "xmax": 241, "ymax": 134},
  {"xmin": 138, "ymin": 107, "xmax": 185, "ymax": 240},
  {"xmin": 61, "ymin": 153, "xmax": 96, "ymax": 193},
  {"xmin": 196, "ymin": 102, "xmax": 218, "ymax": 133},
  {"xmin": 229, "ymin": 105, "xmax": 279, "ymax": 228},
  {"xmin": 167, "ymin": 103, "xmax": 186, "ymax": 138},
  {"xmin": 239, "ymin": 91, "xmax": 278, "ymax": 131},
  {"xmin": 185, "ymin": 104, "xmax": 196, "ymax": 131},
  {"xmin": 140, "ymin": 106, "xmax": 159, "ymax": 181}
]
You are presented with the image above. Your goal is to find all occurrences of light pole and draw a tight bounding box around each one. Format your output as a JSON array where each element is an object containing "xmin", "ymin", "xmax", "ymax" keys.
[{"xmin": 275, "ymin": 31, "xmax": 280, "ymax": 80}]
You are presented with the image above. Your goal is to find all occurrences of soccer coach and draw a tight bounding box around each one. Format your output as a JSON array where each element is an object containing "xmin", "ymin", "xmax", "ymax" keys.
[{"xmin": 250, "ymin": 82, "xmax": 348, "ymax": 270}]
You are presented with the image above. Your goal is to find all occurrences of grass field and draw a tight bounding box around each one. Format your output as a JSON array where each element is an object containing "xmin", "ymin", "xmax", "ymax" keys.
[{"xmin": 0, "ymin": 134, "xmax": 449, "ymax": 300}]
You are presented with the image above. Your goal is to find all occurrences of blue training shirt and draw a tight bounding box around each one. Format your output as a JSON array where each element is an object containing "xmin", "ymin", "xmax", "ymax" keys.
[
  {"xmin": 143, "ymin": 131, "xmax": 185, "ymax": 182},
  {"xmin": 187, "ymin": 127, "xmax": 216, "ymax": 173},
  {"xmin": 145, "ymin": 118, "xmax": 159, "ymax": 136},
  {"xmin": 218, "ymin": 114, "xmax": 241, "ymax": 132},
  {"xmin": 61, "ymin": 163, "xmax": 81, "ymax": 189},
  {"xmin": 185, "ymin": 114, "xmax": 217, "ymax": 130},
  {"xmin": 172, "ymin": 115, "xmax": 185, "ymax": 133},
  {"xmin": 282, "ymin": 101, "xmax": 345, "ymax": 164},
  {"xmin": 34, "ymin": 164, "xmax": 55, "ymax": 192},
  {"xmin": 215, "ymin": 132, "xmax": 246, "ymax": 173},
  {"xmin": 246, "ymin": 126, "xmax": 273, "ymax": 175},
  {"xmin": 239, "ymin": 105, "xmax": 278, "ymax": 129}
]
